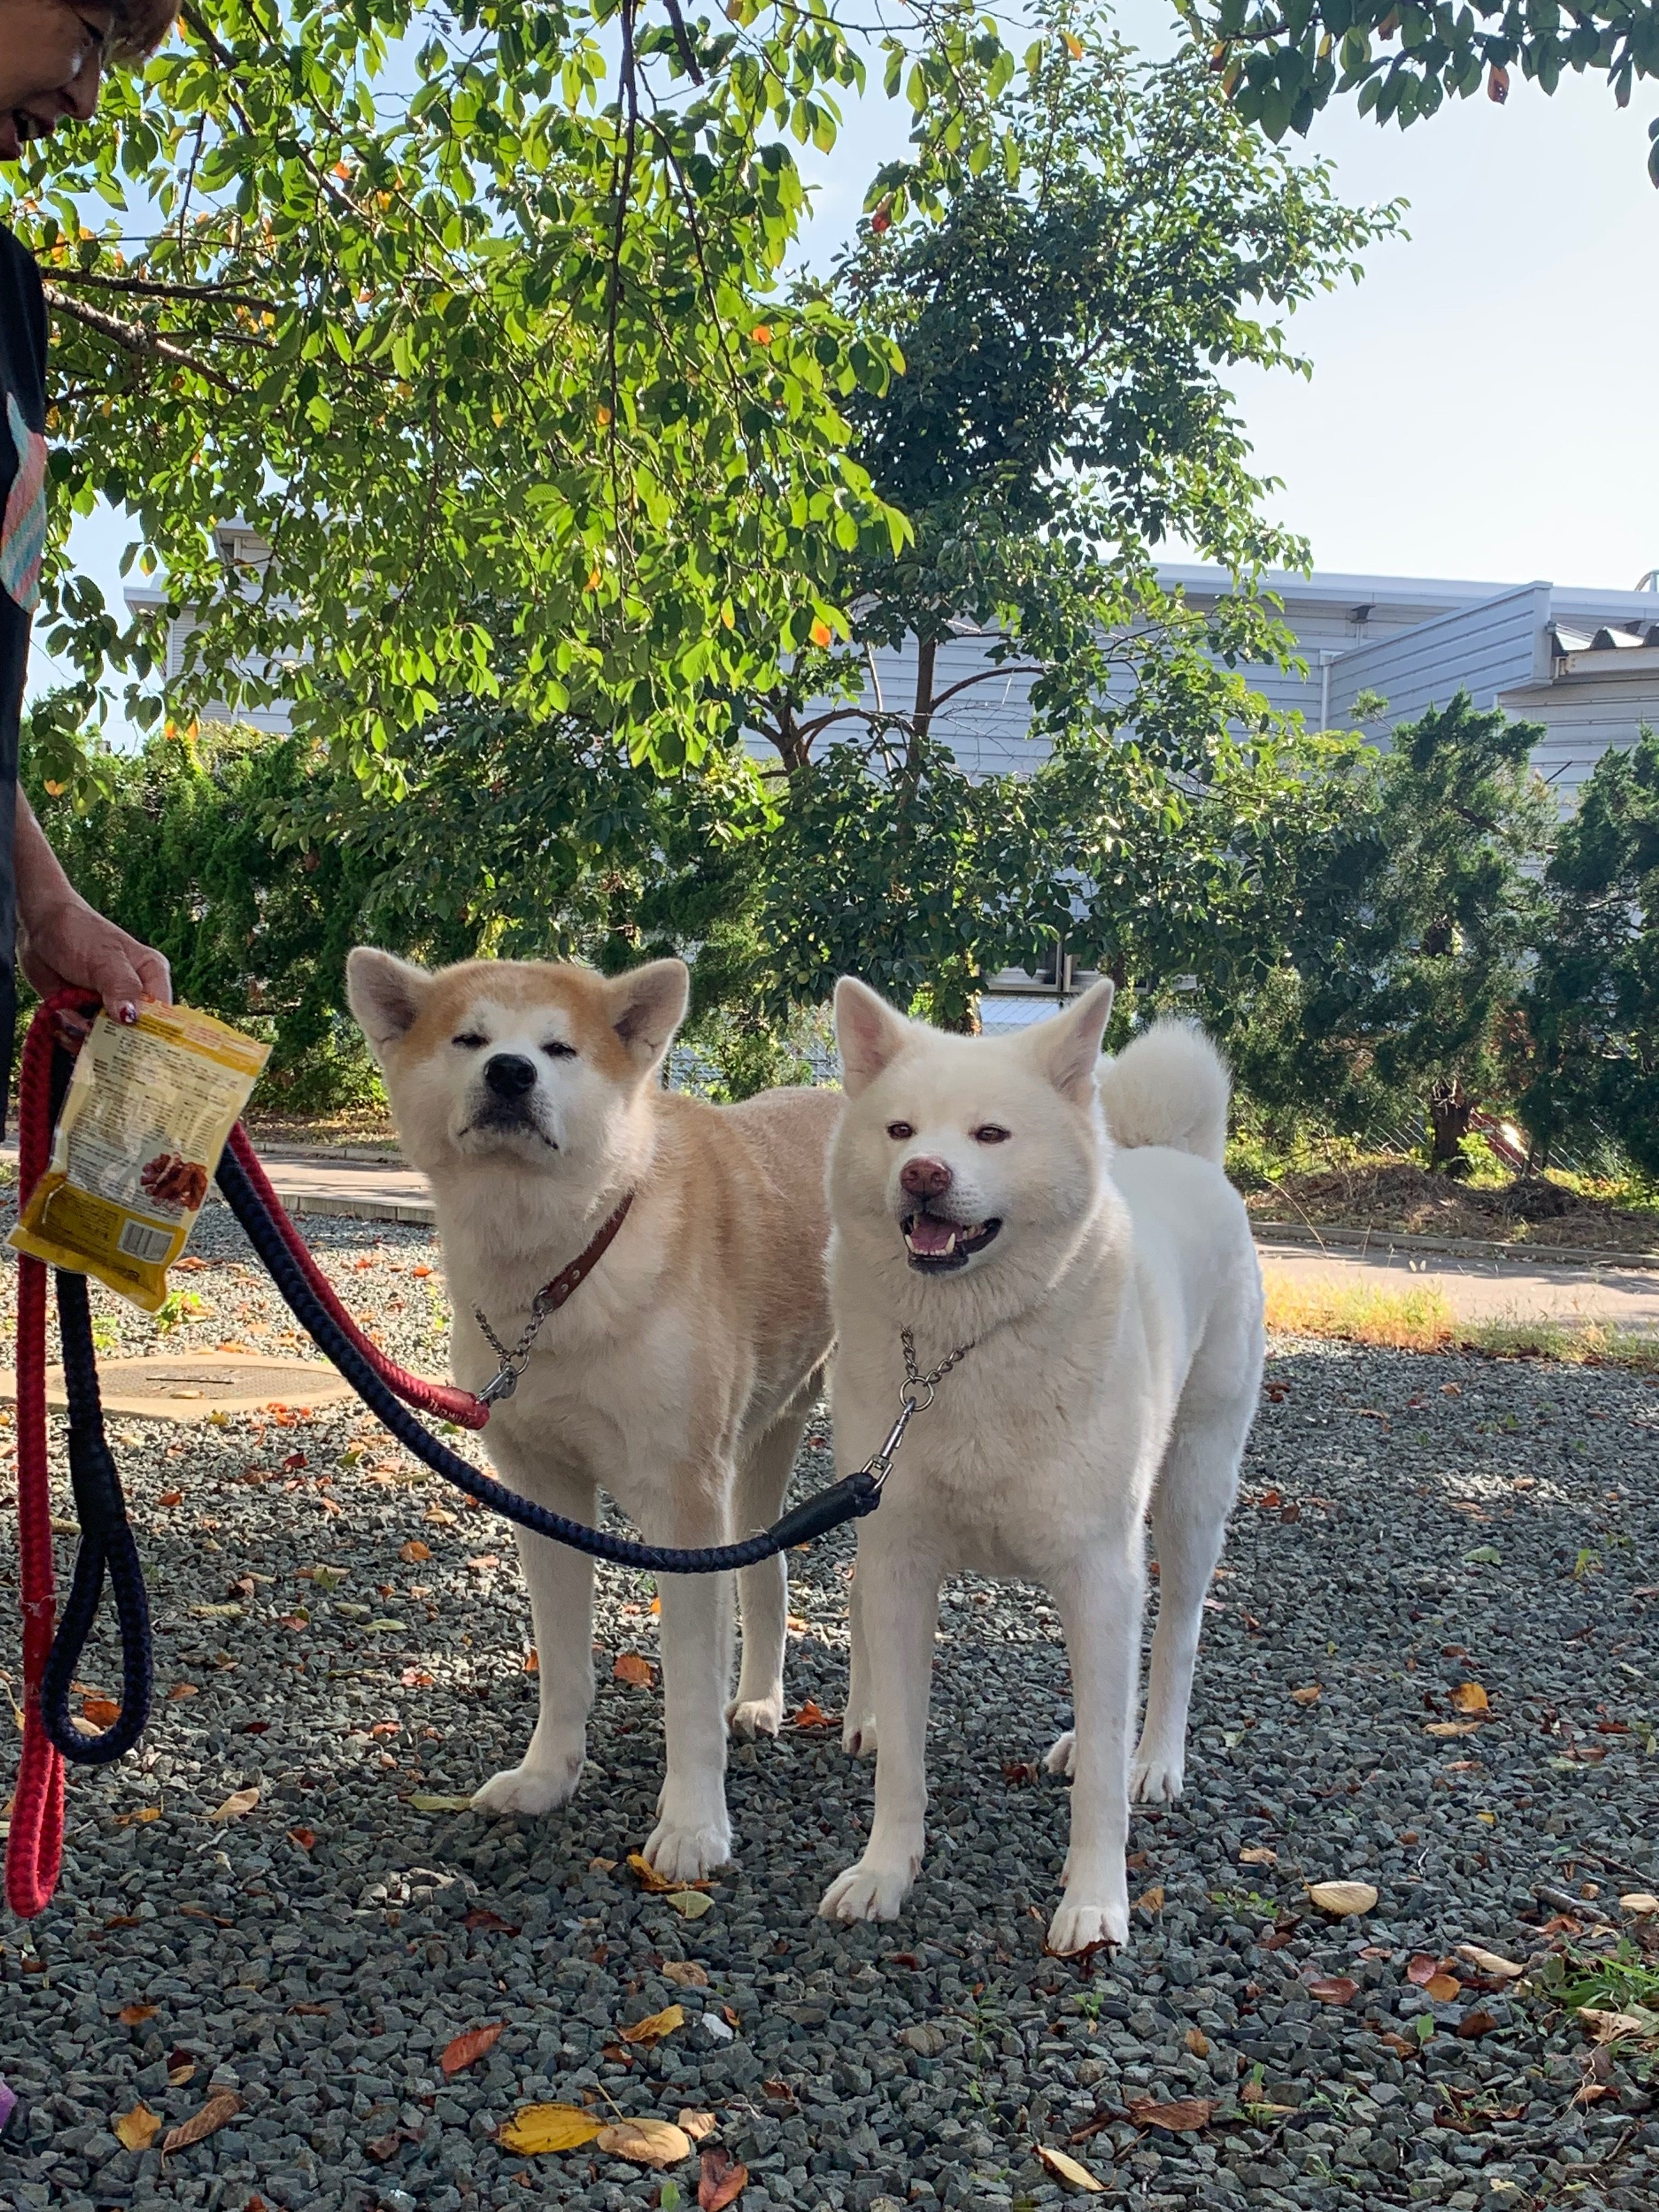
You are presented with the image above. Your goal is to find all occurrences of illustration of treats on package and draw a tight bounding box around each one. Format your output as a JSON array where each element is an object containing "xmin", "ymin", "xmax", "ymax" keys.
[{"xmin": 9, "ymin": 1002, "xmax": 269, "ymax": 1311}]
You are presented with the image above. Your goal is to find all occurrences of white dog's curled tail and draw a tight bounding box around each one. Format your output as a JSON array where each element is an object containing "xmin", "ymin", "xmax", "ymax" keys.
[{"xmin": 1097, "ymin": 1017, "xmax": 1230, "ymax": 1165}]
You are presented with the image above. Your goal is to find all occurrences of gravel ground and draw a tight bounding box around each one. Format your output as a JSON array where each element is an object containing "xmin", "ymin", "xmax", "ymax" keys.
[{"xmin": 3, "ymin": 1201, "xmax": 1658, "ymax": 2212}]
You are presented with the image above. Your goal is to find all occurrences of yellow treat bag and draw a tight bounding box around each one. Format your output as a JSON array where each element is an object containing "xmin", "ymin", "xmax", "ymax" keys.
[{"xmin": 9, "ymin": 1003, "xmax": 270, "ymax": 1312}]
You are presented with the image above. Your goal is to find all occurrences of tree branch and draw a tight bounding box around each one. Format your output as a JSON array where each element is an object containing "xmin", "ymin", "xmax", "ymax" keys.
[{"xmin": 41, "ymin": 285, "xmax": 235, "ymax": 390}]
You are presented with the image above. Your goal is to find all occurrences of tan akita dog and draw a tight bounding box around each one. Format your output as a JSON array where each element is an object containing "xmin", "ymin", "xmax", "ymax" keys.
[{"xmin": 347, "ymin": 949, "xmax": 839, "ymax": 1879}]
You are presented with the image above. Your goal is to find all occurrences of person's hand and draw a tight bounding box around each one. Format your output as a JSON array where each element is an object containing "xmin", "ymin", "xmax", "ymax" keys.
[{"xmin": 18, "ymin": 893, "xmax": 172, "ymax": 1025}]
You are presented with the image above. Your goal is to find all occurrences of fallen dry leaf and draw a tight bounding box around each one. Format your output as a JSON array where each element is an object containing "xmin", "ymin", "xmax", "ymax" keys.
[
  {"xmin": 166, "ymin": 2050, "xmax": 196, "ymax": 2087},
  {"xmin": 679, "ymin": 2107, "xmax": 717, "ymax": 2140},
  {"xmin": 789, "ymin": 1699, "xmax": 837, "ymax": 1729},
  {"xmin": 1306, "ymin": 1976, "xmax": 1359, "ymax": 2006},
  {"xmin": 410, "ymin": 1792, "xmax": 475, "ymax": 1812},
  {"xmin": 1620, "ymin": 1892, "xmax": 1659, "ymax": 1917},
  {"xmin": 523, "ymin": 1649, "xmax": 539, "ymax": 1673},
  {"xmin": 496, "ymin": 2103, "xmax": 605, "ymax": 2153},
  {"xmin": 1579, "ymin": 2005, "xmax": 1656, "ymax": 2044},
  {"xmin": 1289, "ymin": 1684, "xmax": 1322, "ymax": 1706},
  {"xmin": 1136, "ymin": 1884, "xmax": 1166, "ymax": 1914},
  {"xmin": 1306, "ymin": 1880, "xmax": 1377, "ymax": 1917},
  {"xmin": 1407, "ymin": 1955, "xmax": 1444, "ymax": 1987},
  {"xmin": 667, "ymin": 1889, "xmax": 714, "ymax": 1919},
  {"xmin": 1449, "ymin": 1681, "xmax": 1490, "ymax": 1714},
  {"xmin": 1239, "ymin": 1845, "xmax": 1278, "ymax": 1867},
  {"xmin": 613, "ymin": 1651, "xmax": 655, "ymax": 1688},
  {"xmin": 1458, "ymin": 2007, "xmax": 1498, "ymax": 2039},
  {"xmin": 1184, "ymin": 2027, "xmax": 1210, "ymax": 2058},
  {"xmin": 1424, "ymin": 1720, "xmax": 1482, "ymax": 1737},
  {"xmin": 167, "ymin": 1682, "xmax": 198, "ymax": 1700},
  {"xmin": 1378, "ymin": 2032, "xmax": 1417, "ymax": 2059},
  {"xmin": 208, "ymin": 1787, "xmax": 259, "ymax": 1823},
  {"xmin": 82, "ymin": 1696, "xmax": 122, "ymax": 1728},
  {"xmin": 114, "ymin": 2102, "xmax": 162, "ymax": 2152},
  {"xmin": 699, "ymin": 2142, "xmax": 749, "ymax": 2209},
  {"xmin": 1036, "ymin": 2143, "xmax": 1106, "ymax": 2191},
  {"xmin": 162, "ymin": 2092, "xmax": 240, "ymax": 2157},
  {"xmin": 663, "ymin": 1961, "xmax": 710, "ymax": 1989},
  {"xmin": 287, "ymin": 1826, "xmax": 317, "ymax": 1852},
  {"xmin": 1458, "ymin": 1944, "xmax": 1523, "ymax": 1979},
  {"xmin": 399, "ymin": 1539, "xmax": 431, "ymax": 1562},
  {"xmin": 1126, "ymin": 2096, "xmax": 1216, "ymax": 2132},
  {"xmin": 113, "ymin": 1805, "xmax": 162, "ymax": 1827},
  {"xmin": 619, "ymin": 2003, "xmax": 685, "ymax": 2045},
  {"xmin": 441, "ymin": 2022, "xmax": 504, "ymax": 2076},
  {"xmin": 595, "ymin": 2117, "xmax": 692, "ymax": 2168},
  {"xmin": 158, "ymin": 1489, "xmax": 183, "ymax": 1507},
  {"xmin": 626, "ymin": 1850, "xmax": 713, "ymax": 1897},
  {"xmin": 1424, "ymin": 1973, "xmax": 1461, "ymax": 2004}
]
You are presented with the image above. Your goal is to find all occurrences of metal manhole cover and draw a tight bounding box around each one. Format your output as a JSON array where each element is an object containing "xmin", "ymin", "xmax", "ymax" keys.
[{"xmin": 0, "ymin": 1353, "xmax": 356, "ymax": 1425}]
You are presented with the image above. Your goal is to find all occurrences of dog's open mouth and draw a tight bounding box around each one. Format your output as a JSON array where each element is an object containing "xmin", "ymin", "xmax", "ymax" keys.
[{"xmin": 901, "ymin": 1211, "xmax": 1002, "ymax": 1272}]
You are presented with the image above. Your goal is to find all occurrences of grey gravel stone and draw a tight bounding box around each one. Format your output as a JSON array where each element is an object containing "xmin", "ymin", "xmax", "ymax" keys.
[{"xmin": 3, "ymin": 1212, "xmax": 1658, "ymax": 2209}]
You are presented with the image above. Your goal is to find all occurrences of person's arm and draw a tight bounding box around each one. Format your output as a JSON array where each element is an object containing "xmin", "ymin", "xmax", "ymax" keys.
[{"xmin": 14, "ymin": 792, "xmax": 171, "ymax": 1018}]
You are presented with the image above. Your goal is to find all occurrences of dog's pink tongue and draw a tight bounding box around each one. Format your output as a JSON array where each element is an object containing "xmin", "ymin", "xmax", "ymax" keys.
[{"xmin": 908, "ymin": 1214, "xmax": 958, "ymax": 1255}]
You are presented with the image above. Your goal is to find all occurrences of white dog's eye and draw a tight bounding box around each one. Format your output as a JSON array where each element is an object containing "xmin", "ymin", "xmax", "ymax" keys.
[
  {"xmin": 885, "ymin": 1121, "xmax": 913, "ymax": 1141},
  {"xmin": 541, "ymin": 1040, "xmax": 576, "ymax": 1060},
  {"xmin": 973, "ymin": 1125, "xmax": 1011, "ymax": 1144},
  {"xmin": 452, "ymin": 1032, "xmax": 487, "ymax": 1051}
]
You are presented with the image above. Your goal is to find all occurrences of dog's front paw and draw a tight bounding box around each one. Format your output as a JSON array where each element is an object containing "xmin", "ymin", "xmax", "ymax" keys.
[
  {"xmin": 472, "ymin": 1748, "xmax": 583, "ymax": 1819},
  {"xmin": 819, "ymin": 1853, "xmax": 917, "ymax": 1924},
  {"xmin": 1043, "ymin": 1729, "xmax": 1076, "ymax": 1777},
  {"xmin": 643, "ymin": 1811, "xmax": 732, "ymax": 1883},
  {"xmin": 726, "ymin": 1692, "xmax": 785, "ymax": 1741},
  {"xmin": 1130, "ymin": 1740, "xmax": 1186, "ymax": 1803},
  {"xmin": 842, "ymin": 1711, "xmax": 878, "ymax": 1758},
  {"xmin": 1046, "ymin": 1894, "xmax": 1129, "ymax": 1956}
]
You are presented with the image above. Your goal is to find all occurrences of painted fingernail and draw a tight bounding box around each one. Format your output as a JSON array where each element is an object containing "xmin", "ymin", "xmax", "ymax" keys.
[{"xmin": 117, "ymin": 1002, "xmax": 138, "ymax": 1025}]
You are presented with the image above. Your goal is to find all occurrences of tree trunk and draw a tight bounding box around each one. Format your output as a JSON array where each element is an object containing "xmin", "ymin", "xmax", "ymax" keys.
[{"xmin": 1427, "ymin": 1078, "xmax": 1475, "ymax": 1176}]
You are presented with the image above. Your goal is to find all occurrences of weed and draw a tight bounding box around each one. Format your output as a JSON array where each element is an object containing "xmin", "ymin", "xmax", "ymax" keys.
[{"xmin": 1261, "ymin": 1276, "xmax": 1659, "ymax": 1370}]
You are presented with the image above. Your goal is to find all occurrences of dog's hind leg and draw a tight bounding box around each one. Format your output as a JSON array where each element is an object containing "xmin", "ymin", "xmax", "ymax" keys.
[
  {"xmin": 1131, "ymin": 1376, "xmax": 1255, "ymax": 1805},
  {"xmin": 473, "ymin": 1454, "xmax": 599, "ymax": 1820},
  {"xmin": 727, "ymin": 1376, "xmax": 817, "ymax": 1741}
]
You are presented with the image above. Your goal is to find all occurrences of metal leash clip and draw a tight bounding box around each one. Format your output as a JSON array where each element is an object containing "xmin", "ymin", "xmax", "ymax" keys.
[{"xmin": 862, "ymin": 1325, "xmax": 975, "ymax": 1489}]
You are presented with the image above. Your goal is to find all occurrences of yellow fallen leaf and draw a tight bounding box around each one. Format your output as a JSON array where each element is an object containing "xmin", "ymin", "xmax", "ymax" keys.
[
  {"xmin": 1306, "ymin": 1880, "xmax": 1377, "ymax": 1917},
  {"xmin": 1036, "ymin": 2143, "xmax": 1105, "ymax": 2192},
  {"xmin": 496, "ymin": 2103, "xmax": 605, "ymax": 2153},
  {"xmin": 114, "ymin": 2103, "xmax": 162, "ymax": 2152},
  {"xmin": 628, "ymin": 1850, "xmax": 680, "ymax": 1894},
  {"xmin": 208, "ymin": 1787, "xmax": 259, "ymax": 1822},
  {"xmin": 1458, "ymin": 1944, "xmax": 1523, "ymax": 1978},
  {"xmin": 1449, "ymin": 1681, "xmax": 1489, "ymax": 1714},
  {"xmin": 1424, "ymin": 1720, "xmax": 1482, "ymax": 1737},
  {"xmin": 666, "ymin": 1888, "xmax": 713, "ymax": 1918},
  {"xmin": 619, "ymin": 2003, "xmax": 685, "ymax": 2045},
  {"xmin": 1135, "ymin": 1885, "xmax": 1165, "ymax": 1914},
  {"xmin": 1620, "ymin": 1892, "xmax": 1659, "ymax": 1917},
  {"xmin": 1578, "ymin": 2005, "xmax": 1651, "ymax": 2043},
  {"xmin": 595, "ymin": 2118, "xmax": 692, "ymax": 2168},
  {"xmin": 678, "ymin": 2107, "xmax": 716, "ymax": 2140}
]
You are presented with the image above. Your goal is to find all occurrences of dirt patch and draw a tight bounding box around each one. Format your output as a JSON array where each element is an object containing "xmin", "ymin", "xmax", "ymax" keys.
[{"xmin": 1244, "ymin": 1158, "xmax": 1659, "ymax": 1255}]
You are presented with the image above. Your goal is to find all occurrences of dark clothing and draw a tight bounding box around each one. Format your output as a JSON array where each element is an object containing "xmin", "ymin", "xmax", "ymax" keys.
[{"xmin": 0, "ymin": 223, "xmax": 48, "ymax": 1127}]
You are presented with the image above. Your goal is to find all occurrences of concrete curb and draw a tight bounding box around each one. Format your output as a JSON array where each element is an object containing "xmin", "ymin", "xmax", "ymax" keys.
[{"xmin": 1251, "ymin": 1217, "xmax": 1659, "ymax": 1276}]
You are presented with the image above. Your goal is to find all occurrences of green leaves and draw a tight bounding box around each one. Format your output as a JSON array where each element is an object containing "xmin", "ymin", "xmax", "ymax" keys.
[
  {"xmin": 1194, "ymin": 0, "xmax": 1659, "ymax": 161},
  {"xmin": 4, "ymin": 0, "xmax": 1018, "ymax": 775}
]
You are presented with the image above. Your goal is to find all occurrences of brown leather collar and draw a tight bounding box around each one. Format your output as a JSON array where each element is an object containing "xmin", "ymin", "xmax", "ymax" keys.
[{"xmin": 473, "ymin": 1190, "xmax": 635, "ymax": 1404}]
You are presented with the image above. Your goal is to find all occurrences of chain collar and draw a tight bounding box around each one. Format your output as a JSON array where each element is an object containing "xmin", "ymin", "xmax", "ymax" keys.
[
  {"xmin": 473, "ymin": 1191, "xmax": 635, "ymax": 1405},
  {"xmin": 858, "ymin": 1324, "xmax": 975, "ymax": 1490}
]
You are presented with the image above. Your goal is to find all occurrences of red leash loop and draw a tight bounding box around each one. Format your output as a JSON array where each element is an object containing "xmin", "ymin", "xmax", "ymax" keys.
[
  {"xmin": 223, "ymin": 1126, "xmax": 488, "ymax": 1430},
  {"xmin": 5, "ymin": 991, "xmax": 91, "ymax": 1918}
]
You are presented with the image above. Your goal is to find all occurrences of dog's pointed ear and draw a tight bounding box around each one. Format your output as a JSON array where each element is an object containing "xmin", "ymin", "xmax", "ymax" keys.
[
  {"xmin": 347, "ymin": 947, "xmax": 433, "ymax": 1057},
  {"xmin": 607, "ymin": 958, "xmax": 690, "ymax": 1072},
  {"xmin": 1029, "ymin": 978, "xmax": 1115, "ymax": 1106},
  {"xmin": 835, "ymin": 976, "xmax": 911, "ymax": 1098}
]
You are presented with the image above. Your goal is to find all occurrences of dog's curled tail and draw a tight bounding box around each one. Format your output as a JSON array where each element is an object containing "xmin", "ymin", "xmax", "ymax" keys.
[{"xmin": 1097, "ymin": 1017, "xmax": 1230, "ymax": 1166}]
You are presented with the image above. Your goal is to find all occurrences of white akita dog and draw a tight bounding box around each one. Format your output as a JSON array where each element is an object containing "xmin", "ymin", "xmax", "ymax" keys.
[
  {"xmin": 820, "ymin": 977, "xmax": 1263, "ymax": 1954},
  {"xmin": 347, "ymin": 949, "xmax": 839, "ymax": 1880}
]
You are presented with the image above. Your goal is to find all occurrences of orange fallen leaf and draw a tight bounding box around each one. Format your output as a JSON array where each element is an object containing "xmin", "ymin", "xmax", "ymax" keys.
[
  {"xmin": 613, "ymin": 1652, "xmax": 654, "ymax": 1688},
  {"xmin": 1424, "ymin": 1973, "xmax": 1461, "ymax": 2003},
  {"xmin": 1184, "ymin": 2026, "xmax": 1210, "ymax": 2057},
  {"xmin": 287, "ymin": 1827, "xmax": 317, "ymax": 1852},
  {"xmin": 1449, "ymin": 1681, "xmax": 1489, "ymax": 1714},
  {"xmin": 523, "ymin": 1648, "xmax": 539, "ymax": 1674},
  {"xmin": 790, "ymin": 1699, "xmax": 837, "ymax": 1729},
  {"xmin": 114, "ymin": 2102, "xmax": 163, "ymax": 2151},
  {"xmin": 412, "ymin": 1265, "xmax": 432, "ymax": 1278},
  {"xmin": 1306, "ymin": 1976, "xmax": 1359, "ymax": 2005},
  {"xmin": 82, "ymin": 1696, "xmax": 122, "ymax": 1728},
  {"xmin": 1424, "ymin": 1720, "xmax": 1482, "ymax": 1737},
  {"xmin": 119, "ymin": 2002, "xmax": 158, "ymax": 2025},
  {"xmin": 700, "ymin": 2142, "xmax": 749, "ymax": 2208},
  {"xmin": 441, "ymin": 2022, "xmax": 505, "ymax": 2076},
  {"xmin": 1135, "ymin": 1884, "xmax": 1166, "ymax": 1914},
  {"xmin": 158, "ymin": 1489, "xmax": 183, "ymax": 1506},
  {"xmin": 1289, "ymin": 1683, "xmax": 1322, "ymax": 1706},
  {"xmin": 162, "ymin": 2091, "xmax": 240, "ymax": 2155},
  {"xmin": 399, "ymin": 1539, "xmax": 431, "ymax": 1562},
  {"xmin": 1458, "ymin": 2007, "xmax": 1498, "ymax": 2039},
  {"xmin": 619, "ymin": 2003, "xmax": 685, "ymax": 2045},
  {"xmin": 625, "ymin": 1850, "xmax": 711, "ymax": 1895}
]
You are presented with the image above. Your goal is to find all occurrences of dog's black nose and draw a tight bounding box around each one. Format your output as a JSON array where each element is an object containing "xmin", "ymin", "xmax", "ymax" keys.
[{"xmin": 484, "ymin": 1053, "xmax": 538, "ymax": 1100}]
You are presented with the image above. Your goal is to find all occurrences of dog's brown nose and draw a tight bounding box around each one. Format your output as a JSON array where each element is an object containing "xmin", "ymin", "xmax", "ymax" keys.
[{"xmin": 900, "ymin": 1155, "xmax": 952, "ymax": 1199}]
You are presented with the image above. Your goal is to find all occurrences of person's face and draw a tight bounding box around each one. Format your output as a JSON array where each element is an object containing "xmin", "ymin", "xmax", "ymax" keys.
[{"xmin": 0, "ymin": 0, "xmax": 116, "ymax": 161}]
